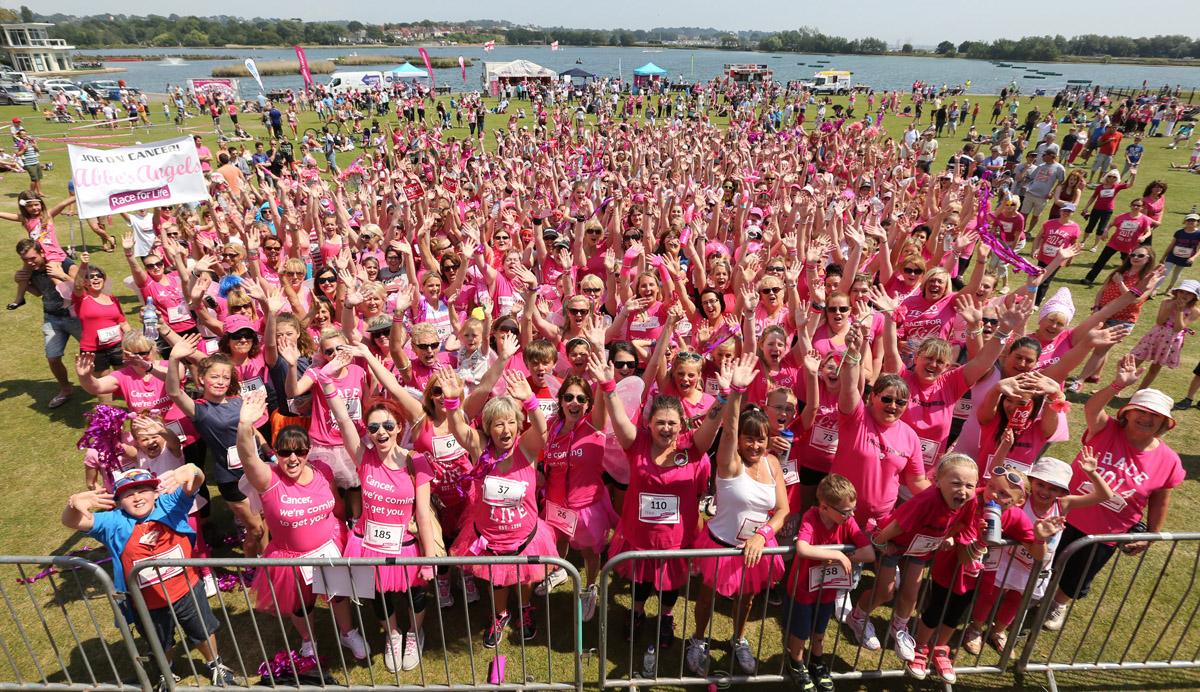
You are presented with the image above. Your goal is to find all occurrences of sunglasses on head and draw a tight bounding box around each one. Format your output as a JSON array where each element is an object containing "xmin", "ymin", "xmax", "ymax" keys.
[
  {"xmin": 613, "ymin": 359, "xmax": 638, "ymax": 370},
  {"xmin": 561, "ymin": 393, "xmax": 588, "ymax": 404},
  {"xmin": 826, "ymin": 305, "xmax": 851, "ymax": 313},
  {"xmin": 878, "ymin": 395, "xmax": 909, "ymax": 407},
  {"xmin": 991, "ymin": 466, "xmax": 1024, "ymax": 487},
  {"xmin": 367, "ymin": 420, "xmax": 398, "ymax": 433},
  {"xmin": 414, "ymin": 342, "xmax": 440, "ymax": 351},
  {"xmin": 676, "ymin": 351, "xmax": 703, "ymax": 362},
  {"xmin": 277, "ymin": 448, "xmax": 309, "ymax": 458}
]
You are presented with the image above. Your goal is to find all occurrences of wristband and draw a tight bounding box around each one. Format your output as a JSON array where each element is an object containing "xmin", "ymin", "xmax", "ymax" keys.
[
  {"xmin": 1128, "ymin": 287, "xmax": 1144, "ymax": 298},
  {"xmin": 730, "ymin": 383, "xmax": 749, "ymax": 394},
  {"xmin": 522, "ymin": 397, "xmax": 539, "ymax": 413},
  {"xmin": 992, "ymin": 330, "xmax": 1012, "ymax": 341},
  {"xmin": 1110, "ymin": 382, "xmax": 1127, "ymax": 392},
  {"xmin": 442, "ymin": 396, "xmax": 461, "ymax": 411},
  {"xmin": 755, "ymin": 524, "xmax": 775, "ymax": 540},
  {"xmin": 967, "ymin": 327, "xmax": 984, "ymax": 337},
  {"xmin": 600, "ymin": 380, "xmax": 616, "ymax": 394}
]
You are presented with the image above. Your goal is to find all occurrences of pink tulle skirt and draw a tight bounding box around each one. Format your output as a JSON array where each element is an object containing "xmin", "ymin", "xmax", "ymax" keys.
[
  {"xmin": 546, "ymin": 495, "xmax": 620, "ymax": 552},
  {"xmin": 449, "ymin": 520, "xmax": 559, "ymax": 587},
  {"xmin": 609, "ymin": 532, "xmax": 692, "ymax": 591},
  {"xmin": 691, "ymin": 529, "xmax": 785, "ymax": 597},
  {"xmin": 253, "ymin": 527, "xmax": 347, "ymax": 614},
  {"xmin": 342, "ymin": 532, "xmax": 426, "ymax": 593}
]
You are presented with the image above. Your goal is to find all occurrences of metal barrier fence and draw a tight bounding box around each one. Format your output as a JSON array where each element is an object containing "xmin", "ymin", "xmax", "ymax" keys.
[
  {"xmin": 125, "ymin": 556, "xmax": 583, "ymax": 692},
  {"xmin": 0, "ymin": 555, "xmax": 150, "ymax": 691},
  {"xmin": 5, "ymin": 534, "xmax": 1200, "ymax": 690}
]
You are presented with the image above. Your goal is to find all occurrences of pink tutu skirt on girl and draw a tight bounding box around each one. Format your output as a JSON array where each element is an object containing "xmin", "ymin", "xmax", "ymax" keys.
[
  {"xmin": 449, "ymin": 519, "xmax": 559, "ymax": 587},
  {"xmin": 548, "ymin": 495, "xmax": 620, "ymax": 552},
  {"xmin": 691, "ymin": 529, "xmax": 785, "ymax": 597},
  {"xmin": 342, "ymin": 532, "xmax": 426, "ymax": 593},
  {"xmin": 609, "ymin": 532, "xmax": 691, "ymax": 591}
]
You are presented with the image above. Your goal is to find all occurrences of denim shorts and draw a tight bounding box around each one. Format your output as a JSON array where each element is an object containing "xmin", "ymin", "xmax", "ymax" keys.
[{"xmin": 41, "ymin": 313, "xmax": 82, "ymax": 358}]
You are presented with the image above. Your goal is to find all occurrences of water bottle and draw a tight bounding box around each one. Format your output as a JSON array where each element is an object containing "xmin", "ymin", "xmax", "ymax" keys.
[
  {"xmin": 641, "ymin": 645, "xmax": 657, "ymax": 679},
  {"xmin": 1008, "ymin": 399, "xmax": 1034, "ymax": 431},
  {"xmin": 983, "ymin": 500, "xmax": 1004, "ymax": 546},
  {"xmin": 778, "ymin": 430, "xmax": 795, "ymax": 460},
  {"xmin": 142, "ymin": 297, "xmax": 159, "ymax": 340}
]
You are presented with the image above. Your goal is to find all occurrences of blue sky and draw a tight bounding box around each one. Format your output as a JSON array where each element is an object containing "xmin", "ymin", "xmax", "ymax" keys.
[{"xmin": 27, "ymin": 0, "xmax": 1200, "ymax": 45}]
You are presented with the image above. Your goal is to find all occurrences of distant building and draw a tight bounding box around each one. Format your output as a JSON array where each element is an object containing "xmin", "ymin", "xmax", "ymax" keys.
[{"xmin": 0, "ymin": 22, "xmax": 74, "ymax": 73}]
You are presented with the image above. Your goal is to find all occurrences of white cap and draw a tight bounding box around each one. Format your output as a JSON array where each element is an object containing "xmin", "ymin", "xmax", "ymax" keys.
[
  {"xmin": 1028, "ymin": 457, "xmax": 1072, "ymax": 491},
  {"xmin": 1118, "ymin": 389, "xmax": 1176, "ymax": 431}
]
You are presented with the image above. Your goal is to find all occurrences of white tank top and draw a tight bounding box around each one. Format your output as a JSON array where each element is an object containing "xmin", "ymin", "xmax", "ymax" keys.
[
  {"xmin": 991, "ymin": 498, "xmax": 1062, "ymax": 594},
  {"xmin": 707, "ymin": 460, "xmax": 777, "ymax": 548}
]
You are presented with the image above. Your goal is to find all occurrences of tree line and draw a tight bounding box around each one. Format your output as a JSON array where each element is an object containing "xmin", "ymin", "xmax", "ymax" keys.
[{"xmin": 929, "ymin": 34, "xmax": 1200, "ymax": 60}]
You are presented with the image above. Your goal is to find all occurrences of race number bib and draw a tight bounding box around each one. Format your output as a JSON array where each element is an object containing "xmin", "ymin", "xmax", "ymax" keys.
[
  {"xmin": 953, "ymin": 397, "xmax": 973, "ymax": 420},
  {"xmin": 482, "ymin": 476, "xmax": 527, "ymax": 508},
  {"xmin": 983, "ymin": 547, "xmax": 1003, "ymax": 571},
  {"xmin": 363, "ymin": 519, "xmax": 404, "ymax": 553},
  {"xmin": 240, "ymin": 377, "xmax": 266, "ymax": 395},
  {"xmin": 299, "ymin": 540, "xmax": 342, "ymax": 585},
  {"xmin": 810, "ymin": 424, "xmax": 838, "ymax": 454},
  {"xmin": 544, "ymin": 500, "xmax": 578, "ymax": 538},
  {"xmin": 1043, "ymin": 243, "xmax": 1060, "ymax": 258},
  {"xmin": 918, "ymin": 438, "xmax": 939, "ymax": 468},
  {"xmin": 96, "ymin": 325, "xmax": 122, "ymax": 346},
  {"xmin": 329, "ymin": 396, "xmax": 361, "ymax": 429},
  {"xmin": 432, "ymin": 434, "xmax": 464, "ymax": 462},
  {"xmin": 807, "ymin": 562, "xmax": 852, "ymax": 592},
  {"xmin": 736, "ymin": 513, "xmax": 769, "ymax": 542},
  {"xmin": 630, "ymin": 316, "xmax": 660, "ymax": 332},
  {"xmin": 1174, "ymin": 244, "xmax": 1193, "ymax": 259},
  {"xmin": 166, "ymin": 304, "xmax": 191, "ymax": 323},
  {"xmin": 906, "ymin": 534, "xmax": 944, "ymax": 556},
  {"xmin": 638, "ymin": 493, "xmax": 681, "ymax": 524},
  {"xmin": 133, "ymin": 544, "xmax": 185, "ymax": 588},
  {"xmin": 537, "ymin": 398, "xmax": 559, "ymax": 420},
  {"xmin": 781, "ymin": 459, "xmax": 800, "ymax": 487},
  {"xmin": 225, "ymin": 445, "xmax": 243, "ymax": 470}
]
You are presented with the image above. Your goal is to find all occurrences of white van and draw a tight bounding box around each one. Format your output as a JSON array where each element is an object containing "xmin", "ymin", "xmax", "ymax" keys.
[
  {"xmin": 803, "ymin": 70, "xmax": 856, "ymax": 95},
  {"xmin": 327, "ymin": 71, "xmax": 386, "ymax": 94}
]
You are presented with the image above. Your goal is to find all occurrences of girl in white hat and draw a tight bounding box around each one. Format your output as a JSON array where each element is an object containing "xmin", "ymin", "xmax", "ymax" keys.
[{"xmin": 1129, "ymin": 280, "xmax": 1200, "ymax": 390}]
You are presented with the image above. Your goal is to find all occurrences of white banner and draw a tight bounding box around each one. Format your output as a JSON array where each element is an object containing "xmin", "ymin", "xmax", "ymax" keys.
[
  {"xmin": 244, "ymin": 58, "xmax": 264, "ymax": 92},
  {"xmin": 68, "ymin": 137, "xmax": 208, "ymax": 219}
]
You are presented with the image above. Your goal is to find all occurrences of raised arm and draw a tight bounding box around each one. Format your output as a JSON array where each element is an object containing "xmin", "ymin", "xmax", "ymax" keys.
[
  {"xmin": 591, "ymin": 351, "xmax": 637, "ymax": 449},
  {"xmin": 165, "ymin": 334, "xmax": 200, "ymax": 418},
  {"xmin": 235, "ymin": 390, "xmax": 273, "ymax": 492}
]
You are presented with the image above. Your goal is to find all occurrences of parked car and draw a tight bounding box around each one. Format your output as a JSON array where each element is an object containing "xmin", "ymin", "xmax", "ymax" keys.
[
  {"xmin": 0, "ymin": 83, "xmax": 35, "ymax": 106},
  {"xmin": 82, "ymin": 80, "xmax": 121, "ymax": 100},
  {"xmin": 0, "ymin": 70, "xmax": 27, "ymax": 84}
]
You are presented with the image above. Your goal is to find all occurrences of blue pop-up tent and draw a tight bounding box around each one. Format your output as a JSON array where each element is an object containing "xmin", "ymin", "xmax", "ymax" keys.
[
  {"xmin": 632, "ymin": 62, "xmax": 667, "ymax": 93},
  {"xmin": 390, "ymin": 62, "xmax": 430, "ymax": 79}
]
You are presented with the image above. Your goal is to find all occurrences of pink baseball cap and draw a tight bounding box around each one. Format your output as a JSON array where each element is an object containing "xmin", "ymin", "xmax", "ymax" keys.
[
  {"xmin": 748, "ymin": 206, "xmax": 765, "ymax": 219},
  {"xmin": 223, "ymin": 314, "xmax": 257, "ymax": 336}
]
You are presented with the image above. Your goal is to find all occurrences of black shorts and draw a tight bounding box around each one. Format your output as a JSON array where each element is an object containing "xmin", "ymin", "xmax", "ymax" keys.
[
  {"xmin": 90, "ymin": 344, "xmax": 125, "ymax": 372},
  {"xmin": 921, "ymin": 580, "xmax": 974, "ymax": 629},
  {"xmin": 139, "ymin": 581, "xmax": 220, "ymax": 650},
  {"xmin": 1193, "ymin": 360, "xmax": 1200, "ymax": 377},
  {"xmin": 217, "ymin": 479, "xmax": 247, "ymax": 503},
  {"xmin": 798, "ymin": 465, "xmax": 827, "ymax": 487},
  {"xmin": 783, "ymin": 597, "xmax": 835, "ymax": 641},
  {"xmin": 1053, "ymin": 523, "xmax": 1118, "ymax": 600}
]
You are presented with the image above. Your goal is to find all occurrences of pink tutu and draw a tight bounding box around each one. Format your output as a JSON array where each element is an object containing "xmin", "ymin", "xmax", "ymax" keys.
[
  {"xmin": 449, "ymin": 519, "xmax": 559, "ymax": 587},
  {"xmin": 609, "ymin": 532, "xmax": 691, "ymax": 591},
  {"xmin": 253, "ymin": 527, "xmax": 347, "ymax": 614},
  {"xmin": 547, "ymin": 495, "xmax": 620, "ymax": 552},
  {"xmin": 343, "ymin": 532, "xmax": 426, "ymax": 593},
  {"xmin": 691, "ymin": 529, "xmax": 785, "ymax": 598}
]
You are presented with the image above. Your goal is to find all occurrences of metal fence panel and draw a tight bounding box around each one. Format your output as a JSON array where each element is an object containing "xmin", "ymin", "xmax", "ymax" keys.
[{"xmin": 0, "ymin": 556, "xmax": 150, "ymax": 692}]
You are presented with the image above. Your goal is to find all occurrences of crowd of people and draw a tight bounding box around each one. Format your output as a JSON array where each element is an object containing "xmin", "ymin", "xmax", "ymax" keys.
[{"xmin": 6, "ymin": 73, "xmax": 1196, "ymax": 689}]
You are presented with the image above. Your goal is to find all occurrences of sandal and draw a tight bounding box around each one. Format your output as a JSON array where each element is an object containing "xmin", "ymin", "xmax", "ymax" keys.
[
  {"xmin": 102, "ymin": 238, "xmax": 116, "ymax": 253},
  {"xmin": 961, "ymin": 626, "xmax": 984, "ymax": 655},
  {"xmin": 48, "ymin": 392, "xmax": 71, "ymax": 409},
  {"xmin": 989, "ymin": 629, "xmax": 1008, "ymax": 653}
]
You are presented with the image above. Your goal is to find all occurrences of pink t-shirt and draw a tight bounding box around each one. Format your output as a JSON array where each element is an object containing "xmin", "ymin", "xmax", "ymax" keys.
[
  {"xmin": 110, "ymin": 364, "xmax": 197, "ymax": 443},
  {"xmin": 613, "ymin": 430, "xmax": 711, "ymax": 551},
  {"xmin": 991, "ymin": 211, "xmax": 1027, "ymax": 244},
  {"xmin": 786, "ymin": 507, "xmax": 870, "ymax": 604},
  {"xmin": 902, "ymin": 366, "xmax": 972, "ymax": 473},
  {"xmin": 625, "ymin": 300, "xmax": 668, "ymax": 343},
  {"xmin": 832, "ymin": 401, "xmax": 925, "ymax": 527},
  {"xmin": 747, "ymin": 352, "xmax": 803, "ymax": 407},
  {"xmin": 542, "ymin": 418, "xmax": 607, "ymax": 508},
  {"xmin": 976, "ymin": 414, "xmax": 1054, "ymax": 475},
  {"xmin": 466, "ymin": 448, "xmax": 541, "ymax": 553},
  {"xmin": 1035, "ymin": 219, "xmax": 1081, "ymax": 265},
  {"xmin": 260, "ymin": 460, "xmax": 340, "ymax": 553},
  {"xmin": 1036, "ymin": 328, "xmax": 1075, "ymax": 370},
  {"xmin": 897, "ymin": 292, "xmax": 957, "ymax": 344},
  {"xmin": 25, "ymin": 217, "xmax": 67, "ymax": 263},
  {"xmin": 1107, "ymin": 212, "xmax": 1153, "ymax": 253},
  {"xmin": 1067, "ymin": 419, "xmax": 1184, "ymax": 535},
  {"xmin": 142, "ymin": 275, "xmax": 196, "ymax": 332},
  {"xmin": 797, "ymin": 384, "xmax": 839, "ymax": 474},
  {"xmin": 884, "ymin": 483, "xmax": 975, "ymax": 560},
  {"xmin": 307, "ymin": 364, "xmax": 366, "ymax": 446},
  {"xmin": 355, "ymin": 448, "xmax": 432, "ymax": 554}
]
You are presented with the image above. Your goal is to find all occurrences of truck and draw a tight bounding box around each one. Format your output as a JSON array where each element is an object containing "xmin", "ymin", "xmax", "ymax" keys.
[
  {"xmin": 803, "ymin": 70, "xmax": 855, "ymax": 95},
  {"xmin": 327, "ymin": 71, "xmax": 386, "ymax": 94}
]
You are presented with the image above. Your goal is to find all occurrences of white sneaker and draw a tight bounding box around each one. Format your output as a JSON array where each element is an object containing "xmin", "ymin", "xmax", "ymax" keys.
[
  {"xmin": 581, "ymin": 585, "xmax": 599, "ymax": 622},
  {"xmin": 684, "ymin": 637, "xmax": 709, "ymax": 677},
  {"xmin": 203, "ymin": 573, "xmax": 218, "ymax": 598},
  {"xmin": 383, "ymin": 632, "xmax": 403, "ymax": 673},
  {"xmin": 340, "ymin": 628, "xmax": 368, "ymax": 660},
  {"xmin": 401, "ymin": 630, "xmax": 423, "ymax": 671},
  {"xmin": 847, "ymin": 613, "xmax": 881, "ymax": 651},
  {"xmin": 834, "ymin": 592, "xmax": 852, "ymax": 624},
  {"xmin": 463, "ymin": 575, "xmax": 480, "ymax": 604},
  {"xmin": 1042, "ymin": 602, "xmax": 1068, "ymax": 631},
  {"xmin": 534, "ymin": 568, "xmax": 568, "ymax": 596},
  {"xmin": 298, "ymin": 639, "xmax": 316, "ymax": 659},
  {"xmin": 730, "ymin": 637, "xmax": 756, "ymax": 674},
  {"xmin": 436, "ymin": 573, "xmax": 454, "ymax": 608},
  {"xmin": 892, "ymin": 625, "xmax": 917, "ymax": 662}
]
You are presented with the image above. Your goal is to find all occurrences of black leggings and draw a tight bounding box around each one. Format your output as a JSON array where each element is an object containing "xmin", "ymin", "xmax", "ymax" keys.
[
  {"xmin": 1083, "ymin": 209, "xmax": 1112, "ymax": 236},
  {"xmin": 921, "ymin": 581, "xmax": 974, "ymax": 629},
  {"xmin": 1084, "ymin": 246, "xmax": 1126, "ymax": 284},
  {"xmin": 372, "ymin": 588, "xmax": 428, "ymax": 625},
  {"xmin": 631, "ymin": 581, "xmax": 680, "ymax": 611}
]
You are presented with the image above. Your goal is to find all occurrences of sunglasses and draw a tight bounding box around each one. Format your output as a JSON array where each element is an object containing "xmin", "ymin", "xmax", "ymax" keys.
[
  {"xmin": 86, "ymin": 273, "xmax": 105, "ymax": 280},
  {"xmin": 1130, "ymin": 253, "xmax": 1150, "ymax": 259},
  {"xmin": 323, "ymin": 346, "xmax": 342, "ymax": 356},
  {"xmin": 366, "ymin": 421, "xmax": 398, "ymax": 433},
  {"xmin": 878, "ymin": 395, "xmax": 909, "ymax": 407},
  {"xmin": 624, "ymin": 234, "xmax": 643, "ymax": 242},
  {"xmin": 493, "ymin": 235, "xmax": 510, "ymax": 241},
  {"xmin": 826, "ymin": 305, "xmax": 851, "ymax": 313},
  {"xmin": 613, "ymin": 360, "xmax": 638, "ymax": 370},
  {"xmin": 766, "ymin": 265, "xmax": 785, "ymax": 272},
  {"xmin": 585, "ymin": 228, "xmax": 603, "ymax": 236},
  {"xmin": 277, "ymin": 448, "xmax": 309, "ymax": 458},
  {"xmin": 128, "ymin": 349, "xmax": 153, "ymax": 357},
  {"xmin": 283, "ymin": 270, "xmax": 305, "ymax": 277},
  {"xmin": 229, "ymin": 303, "xmax": 252, "ymax": 311},
  {"xmin": 414, "ymin": 342, "xmax": 440, "ymax": 351},
  {"xmin": 581, "ymin": 286, "xmax": 603, "ymax": 295},
  {"xmin": 568, "ymin": 307, "xmax": 588, "ymax": 317},
  {"xmin": 991, "ymin": 466, "xmax": 1024, "ymax": 487},
  {"xmin": 143, "ymin": 261, "xmax": 163, "ymax": 270},
  {"xmin": 561, "ymin": 393, "xmax": 588, "ymax": 404},
  {"xmin": 903, "ymin": 267, "xmax": 925, "ymax": 276},
  {"xmin": 264, "ymin": 246, "xmax": 282, "ymax": 252},
  {"xmin": 676, "ymin": 351, "xmax": 703, "ymax": 362},
  {"xmin": 221, "ymin": 253, "xmax": 240, "ymax": 260},
  {"xmin": 981, "ymin": 317, "xmax": 1000, "ymax": 326},
  {"xmin": 316, "ymin": 275, "xmax": 337, "ymax": 284},
  {"xmin": 759, "ymin": 286, "xmax": 783, "ymax": 295},
  {"xmin": 431, "ymin": 387, "xmax": 443, "ymax": 396},
  {"xmin": 230, "ymin": 331, "xmax": 257, "ymax": 341},
  {"xmin": 369, "ymin": 329, "xmax": 390, "ymax": 339}
]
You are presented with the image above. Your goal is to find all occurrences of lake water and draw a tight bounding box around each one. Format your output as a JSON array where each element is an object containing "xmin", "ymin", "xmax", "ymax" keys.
[{"xmin": 76, "ymin": 45, "xmax": 1200, "ymax": 98}]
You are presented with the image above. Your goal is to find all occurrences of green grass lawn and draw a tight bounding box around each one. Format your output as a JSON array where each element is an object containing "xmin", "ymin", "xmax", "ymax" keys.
[{"xmin": 0, "ymin": 92, "xmax": 1199, "ymax": 691}]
